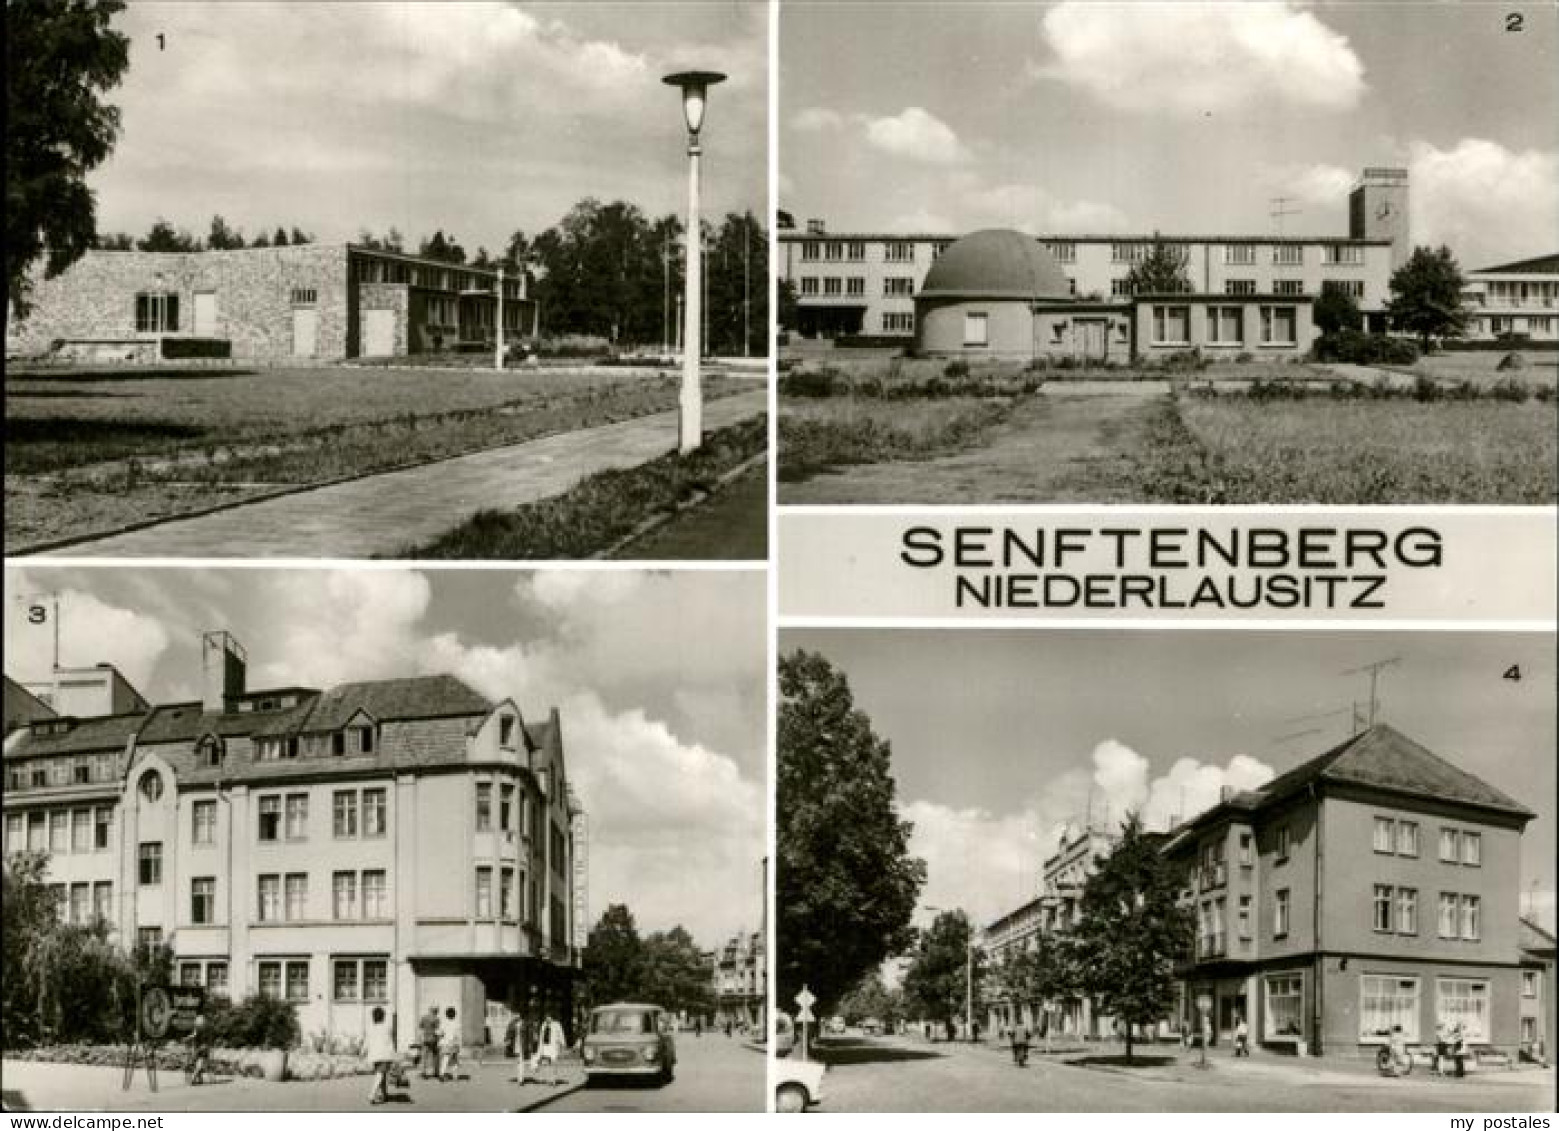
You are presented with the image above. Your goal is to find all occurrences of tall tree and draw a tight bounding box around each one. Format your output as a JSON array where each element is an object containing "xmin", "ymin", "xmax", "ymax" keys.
[
  {"xmin": 1122, "ymin": 233, "xmax": 1192, "ymax": 295},
  {"xmin": 289, "ymin": 226, "xmax": 311, "ymax": 247},
  {"xmin": 206, "ymin": 214, "xmax": 244, "ymax": 250},
  {"xmin": 272, "ymin": 227, "xmax": 289, "ymax": 247},
  {"xmin": 639, "ymin": 926, "xmax": 715, "ymax": 1017},
  {"xmin": 1387, "ymin": 244, "xmax": 1468, "ymax": 350},
  {"xmin": 777, "ymin": 649, "xmax": 925, "ymax": 1014},
  {"xmin": 1314, "ymin": 285, "xmax": 1363, "ymax": 336},
  {"xmin": 5, "ymin": 0, "xmax": 131, "ymax": 316},
  {"xmin": 137, "ymin": 218, "xmax": 198, "ymax": 252},
  {"xmin": 902, "ymin": 910, "xmax": 985, "ymax": 1031},
  {"xmin": 706, "ymin": 210, "xmax": 769, "ymax": 357},
  {"xmin": 836, "ymin": 971, "xmax": 904, "ymax": 1028},
  {"xmin": 1069, "ymin": 814, "xmax": 1193, "ymax": 1063},
  {"xmin": 581, "ymin": 903, "xmax": 644, "ymax": 1008},
  {"xmin": 94, "ymin": 231, "xmax": 134, "ymax": 251}
]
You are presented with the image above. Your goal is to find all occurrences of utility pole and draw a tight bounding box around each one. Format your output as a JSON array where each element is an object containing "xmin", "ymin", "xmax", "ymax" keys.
[
  {"xmin": 494, "ymin": 265, "xmax": 505, "ymax": 371},
  {"xmin": 743, "ymin": 218, "xmax": 751, "ymax": 358}
]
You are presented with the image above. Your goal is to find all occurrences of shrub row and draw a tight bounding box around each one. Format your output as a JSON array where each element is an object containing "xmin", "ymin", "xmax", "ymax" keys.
[
  {"xmin": 1191, "ymin": 375, "xmax": 1554, "ymax": 404},
  {"xmin": 778, "ymin": 364, "xmax": 1041, "ymax": 400},
  {"xmin": 1311, "ymin": 330, "xmax": 1421, "ymax": 366}
]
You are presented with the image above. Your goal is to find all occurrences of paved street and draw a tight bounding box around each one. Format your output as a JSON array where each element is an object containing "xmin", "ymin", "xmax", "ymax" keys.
[
  {"xmin": 41, "ymin": 387, "xmax": 767, "ymax": 558},
  {"xmin": 2, "ymin": 1037, "xmax": 765, "ymax": 1113},
  {"xmin": 805, "ymin": 1033, "xmax": 1556, "ymax": 1113}
]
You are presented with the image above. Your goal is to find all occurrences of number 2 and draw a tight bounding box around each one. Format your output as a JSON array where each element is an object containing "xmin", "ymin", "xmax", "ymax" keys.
[{"xmin": 1506, "ymin": 12, "xmax": 1524, "ymax": 31}]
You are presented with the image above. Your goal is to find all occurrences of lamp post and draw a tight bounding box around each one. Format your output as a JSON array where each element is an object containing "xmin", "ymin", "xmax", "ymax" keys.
[
  {"xmin": 663, "ymin": 69, "xmax": 726, "ymax": 455},
  {"xmin": 495, "ymin": 265, "xmax": 505, "ymax": 371}
]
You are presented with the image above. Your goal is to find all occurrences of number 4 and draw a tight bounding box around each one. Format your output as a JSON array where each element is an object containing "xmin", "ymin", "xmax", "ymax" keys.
[{"xmin": 1503, "ymin": 664, "xmax": 1522, "ymax": 682}]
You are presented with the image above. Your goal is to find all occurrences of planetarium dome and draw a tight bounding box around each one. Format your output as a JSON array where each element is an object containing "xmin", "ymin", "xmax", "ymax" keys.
[{"xmin": 918, "ymin": 229, "xmax": 1073, "ymax": 301}]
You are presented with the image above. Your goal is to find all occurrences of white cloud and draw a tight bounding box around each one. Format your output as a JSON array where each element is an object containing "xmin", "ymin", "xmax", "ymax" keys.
[
  {"xmin": 1036, "ymin": 1, "xmax": 1365, "ymax": 117},
  {"xmin": 793, "ymin": 107, "xmax": 845, "ymax": 133},
  {"xmin": 1262, "ymin": 162, "xmax": 1356, "ymax": 208},
  {"xmin": 954, "ymin": 182, "xmax": 1128, "ymax": 234},
  {"xmin": 3, "ymin": 585, "xmax": 171, "ymax": 692},
  {"xmin": 1409, "ymin": 139, "xmax": 1559, "ymax": 268},
  {"xmin": 1086, "ymin": 739, "xmax": 1275, "ymax": 832},
  {"xmin": 887, "ymin": 209, "xmax": 955, "ymax": 233},
  {"xmin": 863, "ymin": 107, "xmax": 971, "ymax": 165},
  {"xmin": 247, "ymin": 571, "xmax": 433, "ymax": 689}
]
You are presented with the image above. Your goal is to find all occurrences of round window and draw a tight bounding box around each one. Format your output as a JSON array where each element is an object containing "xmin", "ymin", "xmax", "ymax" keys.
[{"xmin": 138, "ymin": 770, "xmax": 164, "ymax": 802}]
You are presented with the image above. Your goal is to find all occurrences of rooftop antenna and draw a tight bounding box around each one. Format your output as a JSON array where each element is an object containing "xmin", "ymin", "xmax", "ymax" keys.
[
  {"xmin": 1341, "ymin": 657, "xmax": 1401, "ymax": 728},
  {"xmin": 1270, "ymin": 196, "xmax": 1301, "ymax": 236}
]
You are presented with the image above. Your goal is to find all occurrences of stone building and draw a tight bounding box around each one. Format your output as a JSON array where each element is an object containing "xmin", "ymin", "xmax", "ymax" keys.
[
  {"xmin": 8, "ymin": 244, "xmax": 536, "ymax": 364},
  {"xmin": 2, "ymin": 631, "xmax": 582, "ymax": 1048}
]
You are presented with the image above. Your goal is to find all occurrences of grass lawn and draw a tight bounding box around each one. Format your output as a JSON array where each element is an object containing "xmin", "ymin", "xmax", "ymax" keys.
[
  {"xmin": 394, "ymin": 415, "xmax": 768, "ymax": 559},
  {"xmin": 4, "ymin": 364, "xmax": 751, "ymax": 551},
  {"xmin": 1158, "ymin": 397, "xmax": 1558, "ymax": 503},
  {"xmin": 609, "ymin": 464, "xmax": 768, "ymax": 560},
  {"xmin": 779, "ymin": 397, "xmax": 1019, "ymax": 482},
  {"xmin": 1403, "ymin": 350, "xmax": 1558, "ymax": 388}
]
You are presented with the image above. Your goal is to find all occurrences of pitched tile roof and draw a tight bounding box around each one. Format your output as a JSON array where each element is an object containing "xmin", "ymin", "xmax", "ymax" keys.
[
  {"xmin": 301, "ymin": 674, "xmax": 491, "ymax": 731},
  {"xmin": 1471, "ymin": 252, "xmax": 1559, "ymax": 275},
  {"xmin": 3, "ymin": 712, "xmax": 148, "ymax": 758}
]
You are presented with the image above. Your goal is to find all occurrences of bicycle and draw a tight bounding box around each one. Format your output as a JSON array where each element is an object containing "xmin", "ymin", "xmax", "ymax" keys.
[{"xmin": 1376, "ymin": 1044, "xmax": 1414, "ymax": 1076}]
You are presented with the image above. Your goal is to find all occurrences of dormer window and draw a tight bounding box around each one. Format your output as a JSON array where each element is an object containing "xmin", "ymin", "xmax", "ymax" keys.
[
  {"xmin": 138, "ymin": 770, "xmax": 164, "ymax": 803},
  {"xmin": 499, "ymin": 717, "xmax": 516, "ymax": 748},
  {"xmin": 354, "ymin": 725, "xmax": 374, "ymax": 755},
  {"xmin": 197, "ymin": 735, "xmax": 225, "ymax": 768}
]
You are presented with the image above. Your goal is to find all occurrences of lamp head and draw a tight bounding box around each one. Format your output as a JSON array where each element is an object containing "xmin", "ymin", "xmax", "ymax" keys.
[{"xmin": 663, "ymin": 70, "xmax": 726, "ymax": 135}]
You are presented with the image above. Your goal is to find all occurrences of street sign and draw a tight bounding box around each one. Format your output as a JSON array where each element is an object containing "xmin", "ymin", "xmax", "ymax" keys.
[
  {"xmin": 140, "ymin": 987, "xmax": 172, "ymax": 1040},
  {"xmin": 796, "ymin": 1005, "xmax": 816, "ymax": 1024},
  {"xmin": 795, "ymin": 987, "xmax": 816, "ymax": 1011},
  {"xmin": 168, "ymin": 986, "xmax": 205, "ymax": 1035}
]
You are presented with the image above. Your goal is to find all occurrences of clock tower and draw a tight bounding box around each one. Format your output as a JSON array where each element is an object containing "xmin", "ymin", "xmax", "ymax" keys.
[{"xmin": 1349, "ymin": 167, "xmax": 1410, "ymax": 269}]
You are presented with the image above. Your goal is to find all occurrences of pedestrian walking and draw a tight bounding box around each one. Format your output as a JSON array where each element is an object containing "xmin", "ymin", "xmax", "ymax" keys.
[
  {"xmin": 1450, "ymin": 1021, "xmax": 1467, "ymax": 1077},
  {"xmin": 538, "ymin": 1013, "xmax": 565, "ymax": 1085},
  {"xmin": 366, "ymin": 1006, "xmax": 398, "ymax": 1104},
  {"xmin": 1232, "ymin": 1015, "xmax": 1250, "ymax": 1057},
  {"xmin": 504, "ymin": 1013, "xmax": 521, "ymax": 1059},
  {"xmin": 419, "ymin": 1006, "xmax": 442, "ymax": 1079},
  {"xmin": 1011, "ymin": 1023, "xmax": 1031, "ymax": 1068},
  {"xmin": 1434, "ymin": 1020, "xmax": 1450, "ymax": 1075},
  {"xmin": 439, "ymin": 1007, "xmax": 463, "ymax": 1080},
  {"xmin": 187, "ymin": 1010, "xmax": 212, "ymax": 1086}
]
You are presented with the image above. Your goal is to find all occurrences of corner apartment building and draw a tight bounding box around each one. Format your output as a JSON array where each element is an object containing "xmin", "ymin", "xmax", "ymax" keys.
[
  {"xmin": 2, "ymin": 632, "xmax": 583, "ymax": 1047},
  {"xmin": 1162, "ymin": 723, "xmax": 1534, "ymax": 1059},
  {"xmin": 712, "ymin": 930, "xmax": 765, "ymax": 1030},
  {"xmin": 1463, "ymin": 253, "xmax": 1559, "ymax": 343},
  {"xmin": 8, "ymin": 244, "xmax": 536, "ymax": 363},
  {"xmin": 780, "ymin": 168, "xmax": 1404, "ymax": 345}
]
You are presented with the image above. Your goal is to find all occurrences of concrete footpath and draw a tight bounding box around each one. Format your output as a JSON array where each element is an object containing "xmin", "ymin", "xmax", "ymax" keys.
[{"xmin": 40, "ymin": 389, "xmax": 767, "ymax": 559}]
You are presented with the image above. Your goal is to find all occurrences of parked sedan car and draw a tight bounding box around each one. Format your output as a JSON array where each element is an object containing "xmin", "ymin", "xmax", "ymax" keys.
[
  {"xmin": 775, "ymin": 1056, "xmax": 826, "ymax": 1112},
  {"xmin": 581, "ymin": 1003, "xmax": 677, "ymax": 1085},
  {"xmin": 774, "ymin": 1011, "xmax": 795, "ymax": 1057}
]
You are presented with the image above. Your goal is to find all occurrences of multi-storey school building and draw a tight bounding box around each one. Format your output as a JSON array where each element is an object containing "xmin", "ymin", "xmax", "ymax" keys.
[
  {"xmin": 7, "ymin": 244, "xmax": 536, "ymax": 363},
  {"xmin": 1463, "ymin": 253, "xmax": 1559, "ymax": 343},
  {"xmin": 779, "ymin": 167, "xmax": 1407, "ymax": 354},
  {"xmin": 2, "ymin": 632, "xmax": 583, "ymax": 1047}
]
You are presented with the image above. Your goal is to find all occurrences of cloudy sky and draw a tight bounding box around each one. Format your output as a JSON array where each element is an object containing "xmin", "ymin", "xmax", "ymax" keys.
[
  {"xmin": 89, "ymin": 1, "xmax": 767, "ymax": 252},
  {"xmin": 782, "ymin": 629, "xmax": 1557, "ymax": 936},
  {"xmin": 5, "ymin": 567, "xmax": 767, "ymax": 948},
  {"xmin": 782, "ymin": 1, "xmax": 1558, "ymax": 269}
]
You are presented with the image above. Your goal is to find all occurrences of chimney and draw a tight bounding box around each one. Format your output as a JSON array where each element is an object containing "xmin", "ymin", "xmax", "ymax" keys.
[
  {"xmin": 201, "ymin": 630, "xmax": 247, "ymax": 713},
  {"xmin": 1219, "ymin": 785, "xmax": 1235, "ymax": 803},
  {"xmin": 806, "ymin": 218, "xmax": 825, "ymax": 234}
]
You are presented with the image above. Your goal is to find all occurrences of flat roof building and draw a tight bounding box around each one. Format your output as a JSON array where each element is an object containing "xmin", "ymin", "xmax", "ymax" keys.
[{"xmin": 1463, "ymin": 253, "xmax": 1559, "ymax": 344}]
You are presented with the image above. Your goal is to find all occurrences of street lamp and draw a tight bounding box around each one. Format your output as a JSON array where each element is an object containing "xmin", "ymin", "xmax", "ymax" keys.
[{"xmin": 663, "ymin": 69, "xmax": 726, "ymax": 455}]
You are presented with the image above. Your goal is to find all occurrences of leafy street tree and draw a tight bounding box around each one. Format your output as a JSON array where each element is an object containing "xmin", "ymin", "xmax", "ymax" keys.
[
  {"xmin": 777, "ymin": 277, "xmax": 799, "ymax": 334},
  {"xmin": 902, "ymin": 910, "xmax": 985, "ymax": 1032},
  {"xmin": 137, "ymin": 218, "xmax": 199, "ymax": 252},
  {"xmin": 95, "ymin": 231, "xmax": 134, "ymax": 250},
  {"xmin": 206, "ymin": 214, "xmax": 245, "ymax": 251},
  {"xmin": 6, "ymin": 0, "xmax": 131, "ymax": 317},
  {"xmin": 1314, "ymin": 285, "xmax": 1363, "ymax": 336},
  {"xmin": 1388, "ymin": 244, "xmax": 1469, "ymax": 350},
  {"xmin": 836, "ymin": 970, "xmax": 904, "ymax": 1029},
  {"xmin": 1069, "ymin": 814, "xmax": 1194, "ymax": 1063},
  {"xmin": 705, "ymin": 210, "xmax": 769, "ymax": 357},
  {"xmin": 777, "ymin": 649, "xmax": 925, "ymax": 1014},
  {"xmin": 581, "ymin": 903, "xmax": 645, "ymax": 1008},
  {"xmin": 418, "ymin": 230, "xmax": 466, "ymax": 265},
  {"xmin": 1123, "ymin": 233, "xmax": 1192, "ymax": 295},
  {"xmin": 995, "ymin": 929, "xmax": 1085, "ymax": 1049},
  {"xmin": 272, "ymin": 227, "xmax": 289, "ymax": 247},
  {"xmin": 289, "ymin": 226, "xmax": 311, "ymax": 247},
  {"xmin": 639, "ymin": 926, "xmax": 716, "ymax": 1018}
]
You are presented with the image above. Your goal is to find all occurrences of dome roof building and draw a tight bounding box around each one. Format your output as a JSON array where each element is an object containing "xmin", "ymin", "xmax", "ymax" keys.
[{"xmin": 918, "ymin": 229, "xmax": 1073, "ymax": 302}]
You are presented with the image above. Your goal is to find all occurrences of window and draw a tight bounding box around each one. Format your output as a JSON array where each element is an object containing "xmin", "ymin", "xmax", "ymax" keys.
[
  {"xmin": 363, "ymin": 788, "xmax": 387, "ymax": 837},
  {"xmin": 499, "ymin": 716, "xmax": 516, "ymax": 747},
  {"xmin": 1322, "ymin": 245, "xmax": 1364, "ymax": 266},
  {"xmin": 882, "ymin": 312, "xmax": 914, "ymax": 333},
  {"xmin": 1111, "ymin": 242, "xmax": 1146, "ymax": 264},
  {"xmin": 1522, "ymin": 971, "xmax": 1538, "ymax": 998},
  {"xmin": 501, "ymin": 867, "xmax": 516, "ymax": 919},
  {"xmin": 333, "ymin": 959, "xmax": 359, "ymax": 1002},
  {"xmin": 93, "ymin": 881, "xmax": 113, "ymax": 923},
  {"xmin": 353, "ymin": 725, "xmax": 374, "ymax": 754},
  {"xmin": 1397, "ymin": 888, "xmax": 1418, "ymax": 935},
  {"xmin": 963, "ymin": 312, "xmax": 989, "ymax": 348},
  {"xmin": 1438, "ymin": 893, "xmax": 1459, "ymax": 938},
  {"xmin": 332, "ymin": 871, "xmax": 358, "ymax": 920},
  {"xmin": 799, "ymin": 277, "xmax": 818, "ymax": 296},
  {"xmin": 135, "ymin": 292, "xmax": 180, "ymax": 333},
  {"xmin": 74, "ymin": 760, "xmax": 91, "ymax": 785},
  {"xmin": 1437, "ymin": 979, "xmax": 1490, "ymax": 1042},
  {"xmin": 1224, "ymin": 245, "xmax": 1256, "ymax": 266},
  {"xmin": 1207, "ymin": 306, "xmax": 1243, "ymax": 345},
  {"xmin": 258, "ymin": 961, "xmax": 282, "ymax": 999},
  {"xmin": 1110, "ymin": 278, "xmax": 1132, "ymax": 297},
  {"xmin": 1373, "ymin": 817, "xmax": 1395, "ymax": 854},
  {"xmin": 208, "ymin": 962, "xmax": 228, "ymax": 996},
  {"xmin": 138, "ymin": 842, "xmax": 162, "ymax": 886},
  {"xmin": 258, "ymin": 795, "xmax": 281, "ymax": 841},
  {"xmin": 476, "ymin": 783, "xmax": 492, "ymax": 831},
  {"xmin": 5, "ymin": 812, "xmax": 22, "ymax": 852},
  {"xmin": 1360, "ymin": 976, "xmax": 1420, "ymax": 1043},
  {"xmin": 180, "ymin": 962, "xmax": 204, "ymax": 987},
  {"xmin": 1439, "ymin": 828, "xmax": 1460, "ymax": 862},
  {"xmin": 137, "ymin": 926, "xmax": 163, "ymax": 949},
  {"xmin": 1373, "ymin": 884, "xmax": 1393, "ymax": 932},
  {"xmin": 1260, "ymin": 306, "xmax": 1297, "ymax": 345},
  {"xmin": 823, "ymin": 277, "xmax": 842, "ymax": 296},
  {"xmin": 284, "ymin": 874, "xmax": 307, "ymax": 921},
  {"xmin": 258, "ymin": 875, "xmax": 281, "ymax": 922},
  {"xmin": 1321, "ymin": 279, "xmax": 1365, "ymax": 299},
  {"xmin": 1397, "ymin": 821, "xmax": 1419, "ymax": 857},
  {"xmin": 288, "ymin": 287, "xmax": 316, "ymax": 305},
  {"xmin": 1047, "ymin": 242, "xmax": 1077, "ymax": 263},
  {"xmin": 1151, "ymin": 305, "xmax": 1190, "ymax": 345},
  {"xmin": 1200, "ymin": 840, "xmax": 1226, "ymax": 888},
  {"xmin": 331, "ymin": 732, "xmax": 345, "ymax": 756},
  {"xmin": 191, "ymin": 877, "xmax": 216, "ymax": 925},
  {"xmin": 27, "ymin": 812, "xmax": 45, "ymax": 851},
  {"xmin": 192, "ymin": 799, "xmax": 217, "ymax": 846},
  {"xmin": 1462, "ymin": 832, "xmax": 1481, "ymax": 867},
  {"xmin": 823, "ymin": 241, "xmax": 842, "ymax": 261},
  {"xmin": 1459, "ymin": 895, "xmax": 1480, "ymax": 940},
  {"xmin": 1224, "ymin": 279, "xmax": 1256, "ymax": 296},
  {"xmin": 1237, "ymin": 894, "xmax": 1252, "ymax": 940},
  {"xmin": 71, "ymin": 808, "xmax": 91, "ymax": 853},
  {"xmin": 69, "ymin": 883, "xmax": 89, "ymax": 925},
  {"xmin": 1272, "ymin": 246, "xmax": 1303, "ymax": 266},
  {"xmin": 883, "ymin": 277, "xmax": 914, "ymax": 297},
  {"xmin": 333, "ymin": 791, "xmax": 359, "ymax": 838},
  {"xmin": 500, "ymin": 784, "xmax": 514, "ymax": 832},
  {"xmin": 475, "ymin": 867, "xmax": 493, "ymax": 918},
  {"xmin": 284, "ymin": 793, "xmax": 307, "ymax": 839},
  {"xmin": 1265, "ymin": 975, "xmax": 1303, "ymax": 1039},
  {"xmin": 285, "ymin": 960, "xmax": 309, "ymax": 1003},
  {"xmin": 847, "ymin": 241, "xmax": 866, "ymax": 261},
  {"xmin": 362, "ymin": 870, "xmax": 388, "ymax": 919},
  {"xmin": 846, "ymin": 277, "xmax": 865, "ymax": 296},
  {"xmin": 363, "ymin": 959, "xmax": 388, "ymax": 1002},
  {"xmin": 50, "ymin": 810, "xmax": 68, "ymax": 852},
  {"xmin": 1274, "ymin": 888, "xmax": 1290, "ymax": 938},
  {"xmin": 198, "ymin": 735, "xmax": 224, "ymax": 767},
  {"xmin": 885, "ymin": 241, "xmax": 915, "ymax": 262}
]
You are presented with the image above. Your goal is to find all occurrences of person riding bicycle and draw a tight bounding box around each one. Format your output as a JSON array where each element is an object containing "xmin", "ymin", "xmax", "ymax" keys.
[{"xmin": 1378, "ymin": 1024, "xmax": 1411, "ymax": 1076}]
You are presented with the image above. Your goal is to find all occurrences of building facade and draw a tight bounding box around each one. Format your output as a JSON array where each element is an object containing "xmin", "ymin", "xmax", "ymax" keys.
[
  {"xmin": 8, "ymin": 244, "xmax": 536, "ymax": 364},
  {"xmin": 1463, "ymin": 254, "xmax": 1559, "ymax": 343},
  {"xmin": 1163, "ymin": 724, "xmax": 1534, "ymax": 1060},
  {"xmin": 1518, "ymin": 917, "xmax": 1554, "ymax": 1062},
  {"xmin": 779, "ymin": 167, "xmax": 1402, "ymax": 351},
  {"xmin": 712, "ymin": 930, "xmax": 765, "ymax": 1030},
  {"xmin": 2, "ymin": 632, "xmax": 582, "ymax": 1047}
]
